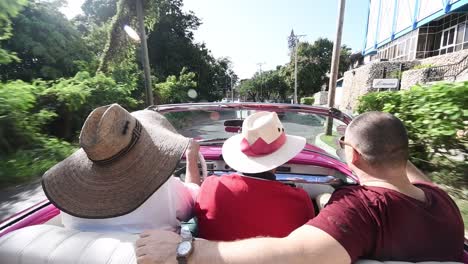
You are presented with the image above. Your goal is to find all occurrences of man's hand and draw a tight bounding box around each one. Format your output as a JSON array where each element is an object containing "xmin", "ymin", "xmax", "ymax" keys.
[
  {"xmin": 136, "ymin": 230, "xmax": 181, "ymax": 264},
  {"xmin": 185, "ymin": 140, "xmax": 200, "ymax": 163},
  {"xmin": 184, "ymin": 139, "xmax": 202, "ymax": 185}
]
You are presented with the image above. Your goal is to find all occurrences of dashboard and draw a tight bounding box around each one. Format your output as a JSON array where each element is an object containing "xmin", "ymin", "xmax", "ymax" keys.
[{"xmin": 175, "ymin": 159, "xmax": 357, "ymax": 199}]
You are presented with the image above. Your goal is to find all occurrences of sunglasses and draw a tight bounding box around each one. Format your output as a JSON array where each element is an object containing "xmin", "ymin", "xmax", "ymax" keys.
[{"xmin": 338, "ymin": 136, "xmax": 352, "ymax": 149}]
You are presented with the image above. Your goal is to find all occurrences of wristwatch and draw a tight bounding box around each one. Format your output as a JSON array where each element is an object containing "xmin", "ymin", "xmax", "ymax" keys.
[{"xmin": 176, "ymin": 226, "xmax": 194, "ymax": 264}]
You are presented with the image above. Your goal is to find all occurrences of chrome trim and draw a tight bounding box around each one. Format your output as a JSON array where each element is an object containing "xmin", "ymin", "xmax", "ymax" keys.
[{"xmin": 276, "ymin": 175, "xmax": 345, "ymax": 186}]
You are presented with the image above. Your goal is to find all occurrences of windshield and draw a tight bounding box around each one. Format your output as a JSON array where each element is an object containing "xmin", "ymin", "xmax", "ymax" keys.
[{"xmin": 163, "ymin": 109, "xmax": 347, "ymax": 162}]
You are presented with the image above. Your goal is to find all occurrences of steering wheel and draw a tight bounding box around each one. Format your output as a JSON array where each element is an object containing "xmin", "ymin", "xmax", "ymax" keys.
[{"xmin": 198, "ymin": 151, "xmax": 208, "ymax": 181}]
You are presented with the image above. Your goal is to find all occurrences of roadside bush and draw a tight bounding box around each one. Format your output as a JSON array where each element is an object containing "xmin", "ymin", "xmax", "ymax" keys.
[
  {"xmin": 155, "ymin": 68, "xmax": 197, "ymax": 104},
  {"xmin": 356, "ymin": 82, "xmax": 468, "ymax": 185},
  {"xmin": 0, "ymin": 71, "xmax": 138, "ymax": 187},
  {"xmin": 0, "ymin": 137, "xmax": 76, "ymax": 188},
  {"xmin": 0, "ymin": 80, "xmax": 56, "ymax": 155},
  {"xmin": 356, "ymin": 91, "xmax": 400, "ymax": 113},
  {"xmin": 42, "ymin": 71, "xmax": 139, "ymax": 139},
  {"xmin": 300, "ymin": 97, "xmax": 315, "ymax": 105}
]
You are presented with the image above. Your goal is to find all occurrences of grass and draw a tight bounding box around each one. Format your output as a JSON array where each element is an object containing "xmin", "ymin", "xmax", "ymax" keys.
[{"xmin": 320, "ymin": 133, "xmax": 339, "ymax": 149}]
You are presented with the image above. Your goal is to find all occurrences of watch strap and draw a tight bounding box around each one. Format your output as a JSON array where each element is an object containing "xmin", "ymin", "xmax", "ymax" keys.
[{"xmin": 177, "ymin": 256, "xmax": 188, "ymax": 264}]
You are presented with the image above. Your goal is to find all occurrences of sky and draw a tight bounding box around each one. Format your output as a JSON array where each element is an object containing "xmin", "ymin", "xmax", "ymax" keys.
[{"xmin": 61, "ymin": 0, "xmax": 369, "ymax": 79}]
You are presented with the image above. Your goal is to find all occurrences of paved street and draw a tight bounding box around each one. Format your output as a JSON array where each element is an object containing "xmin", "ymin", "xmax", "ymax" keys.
[{"xmin": 0, "ymin": 179, "xmax": 45, "ymax": 222}]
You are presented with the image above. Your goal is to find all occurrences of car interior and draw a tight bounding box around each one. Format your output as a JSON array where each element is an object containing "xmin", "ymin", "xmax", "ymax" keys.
[{"xmin": 0, "ymin": 159, "xmax": 463, "ymax": 263}]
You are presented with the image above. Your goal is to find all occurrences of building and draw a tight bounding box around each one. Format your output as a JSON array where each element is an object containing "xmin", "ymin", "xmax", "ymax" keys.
[
  {"xmin": 339, "ymin": 0, "xmax": 468, "ymax": 112},
  {"xmin": 363, "ymin": 0, "xmax": 468, "ymax": 62}
]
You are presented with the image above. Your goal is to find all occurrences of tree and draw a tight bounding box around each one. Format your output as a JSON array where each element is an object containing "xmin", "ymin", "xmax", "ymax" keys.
[
  {"xmin": 283, "ymin": 38, "xmax": 351, "ymax": 97},
  {"xmin": 0, "ymin": 1, "xmax": 92, "ymax": 81},
  {"xmin": 155, "ymin": 67, "xmax": 197, "ymax": 104},
  {"xmin": 0, "ymin": 0, "xmax": 28, "ymax": 64},
  {"xmin": 238, "ymin": 78, "xmax": 260, "ymax": 102},
  {"xmin": 237, "ymin": 67, "xmax": 289, "ymax": 102},
  {"xmin": 261, "ymin": 67, "xmax": 289, "ymax": 102},
  {"xmin": 88, "ymin": 0, "xmax": 233, "ymax": 102}
]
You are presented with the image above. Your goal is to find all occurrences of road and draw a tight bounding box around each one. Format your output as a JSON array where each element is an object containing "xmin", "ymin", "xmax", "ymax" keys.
[{"xmin": 0, "ymin": 179, "xmax": 45, "ymax": 222}]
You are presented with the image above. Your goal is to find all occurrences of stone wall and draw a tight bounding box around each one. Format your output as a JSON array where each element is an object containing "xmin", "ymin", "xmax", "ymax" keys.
[
  {"xmin": 341, "ymin": 50, "xmax": 468, "ymax": 111},
  {"xmin": 340, "ymin": 61, "xmax": 419, "ymax": 111},
  {"xmin": 419, "ymin": 49, "xmax": 468, "ymax": 66},
  {"xmin": 399, "ymin": 50, "xmax": 468, "ymax": 89},
  {"xmin": 400, "ymin": 68, "xmax": 428, "ymax": 90},
  {"xmin": 340, "ymin": 64, "xmax": 372, "ymax": 112}
]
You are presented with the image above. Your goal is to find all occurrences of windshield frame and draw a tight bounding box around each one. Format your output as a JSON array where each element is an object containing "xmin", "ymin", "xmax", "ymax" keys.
[{"xmin": 148, "ymin": 102, "xmax": 353, "ymax": 125}]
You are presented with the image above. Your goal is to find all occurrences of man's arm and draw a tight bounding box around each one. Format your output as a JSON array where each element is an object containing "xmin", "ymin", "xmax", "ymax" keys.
[
  {"xmin": 135, "ymin": 225, "xmax": 350, "ymax": 264},
  {"xmin": 406, "ymin": 161, "xmax": 431, "ymax": 183},
  {"xmin": 185, "ymin": 140, "xmax": 201, "ymax": 186}
]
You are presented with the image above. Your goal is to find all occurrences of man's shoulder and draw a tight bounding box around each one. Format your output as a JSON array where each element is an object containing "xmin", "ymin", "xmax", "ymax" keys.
[{"xmin": 328, "ymin": 185, "xmax": 386, "ymax": 209}]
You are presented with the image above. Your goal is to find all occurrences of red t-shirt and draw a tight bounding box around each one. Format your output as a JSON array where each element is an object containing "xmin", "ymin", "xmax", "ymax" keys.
[
  {"xmin": 195, "ymin": 174, "xmax": 315, "ymax": 241},
  {"xmin": 307, "ymin": 182, "xmax": 464, "ymax": 262}
]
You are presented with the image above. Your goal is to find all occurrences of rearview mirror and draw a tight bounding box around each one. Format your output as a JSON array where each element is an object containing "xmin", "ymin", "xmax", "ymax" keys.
[{"xmin": 224, "ymin": 119, "xmax": 243, "ymax": 127}]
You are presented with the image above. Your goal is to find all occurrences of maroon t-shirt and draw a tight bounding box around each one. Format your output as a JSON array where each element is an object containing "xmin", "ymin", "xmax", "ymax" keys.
[
  {"xmin": 195, "ymin": 174, "xmax": 315, "ymax": 241},
  {"xmin": 308, "ymin": 182, "xmax": 464, "ymax": 262}
]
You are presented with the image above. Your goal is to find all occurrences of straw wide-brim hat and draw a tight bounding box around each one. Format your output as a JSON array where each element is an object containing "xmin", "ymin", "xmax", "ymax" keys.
[
  {"xmin": 222, "ymin": 111, "xmax": 306, "ymax": 174},
  {"xmin": 42, "ymin": 104, "xmax": 190, "ymax": 218}
]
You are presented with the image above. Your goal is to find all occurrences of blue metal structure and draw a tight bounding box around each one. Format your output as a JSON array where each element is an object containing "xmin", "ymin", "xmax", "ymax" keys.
[{"xmin": 363, "ymin": 0, "xmax": 468, "ymax": 55}]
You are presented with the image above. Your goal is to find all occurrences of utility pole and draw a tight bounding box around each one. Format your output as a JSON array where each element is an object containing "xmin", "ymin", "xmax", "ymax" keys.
[
  {"xmin": 288, "ymin": 31, "xmax": 305, "ymax": 104},
  {"xmin": 231, "ymin": 75, "xmax": 234, "ymax": 102},
  {"xmin": 257, "ymin": 62, "xmax": 265, "ymax": 102},
  {"xmin": 136, "ymin": 0, "xmax": 154, "ymax": 106},
  {"xmin": 325, "ymin": 0, "xmax": 346, "ymax": 135},
  {"xmin": 294, "ymin": 35, "xmax": 305, "ymax": 104}
]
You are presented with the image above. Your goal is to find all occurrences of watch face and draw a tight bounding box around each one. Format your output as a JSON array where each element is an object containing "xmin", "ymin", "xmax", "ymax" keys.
[{"xmin": 177, "ymin": 241, "xmax": 192, "ymax": 256}]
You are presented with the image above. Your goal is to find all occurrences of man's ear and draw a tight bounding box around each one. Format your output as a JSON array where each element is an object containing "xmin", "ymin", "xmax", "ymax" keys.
[{"xmin": 350, "ymin": 148, "xmax": 360, "ymax": 165}]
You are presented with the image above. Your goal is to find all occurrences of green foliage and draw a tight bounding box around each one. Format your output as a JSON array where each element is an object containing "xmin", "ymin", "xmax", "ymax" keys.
[
  {"xmin": 0, "ymin": 80, "xmax": 56, "ymax": 154},
  {"xmin": 43, "ymin": 71, "xmax": 138, "ymax": 139},
  {"xmin": 300, "ymin": 97, "xmax": 315, "ymax": 105},
  {"xmin": 238, "ymin": 67, "xmax": 289, "ymax": 102},
  {"xmin": 356, "ymin": 82, "xmax": 468, "ymax": 185},
  {"xmin": 156, "ymin": 68, "xmax": 197, "ymax": 104},
  {"xmin": 91, "ymin": 0, "xmax": 233, "ymax": 102},
  {"xmin": 356, "ymin": 91, "xmax": 401, "ymax": 114},
  {"xmin": 0, "ymin": 71, "xmax": 138, "ymax": 186},
  {"xmin": 0, "ymin": 0, "xmax": 27, "ymax": 64},
  {"xmin": 283, "ymin": 38, "xmax": 351, "ymax": 97},
  {"xmin": 238, "ymin": 78, "xmax": 260, "ymax": 102},
  {"xmin": 0, "ymin": 1, "xmax": 92, "ymax": 81},
  {"xmin": 0, "ymin": 137, "xmax": 76, "ymax": 188}
]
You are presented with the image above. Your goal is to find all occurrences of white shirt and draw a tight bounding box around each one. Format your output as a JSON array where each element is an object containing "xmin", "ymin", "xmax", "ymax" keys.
[{"xmin": 61, "ymin": 177, "xmax": 200, "ymax": 234}]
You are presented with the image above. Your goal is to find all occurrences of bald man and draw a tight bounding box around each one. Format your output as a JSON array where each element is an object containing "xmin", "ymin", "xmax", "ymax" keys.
[{"xmin": 136, "ymin": 112, "xmax": 465, "ymax": 264}]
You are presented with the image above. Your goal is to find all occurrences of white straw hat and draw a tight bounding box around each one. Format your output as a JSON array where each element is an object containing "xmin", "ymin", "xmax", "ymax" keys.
[{"xmin": 222, "ymin": 111, "xmax": 306, "ymax": 173}]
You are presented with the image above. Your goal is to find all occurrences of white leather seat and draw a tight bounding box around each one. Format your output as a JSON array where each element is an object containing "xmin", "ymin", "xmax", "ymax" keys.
[
  {"xmin": 0, "ymin": 225, "xmax": 138, "ymax": 264},
  {"xmin": 356, "ymin": 261, "xmax": 461, "ymax": 264},
  {"xmin": 0, "ymin": 225, "xmax": 462, "ymax": 264}
]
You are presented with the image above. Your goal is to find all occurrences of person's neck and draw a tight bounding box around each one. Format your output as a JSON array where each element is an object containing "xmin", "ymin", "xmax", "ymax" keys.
[{"xmin": 355, "ymin": 168, "xmax": 426, "ymax": 202}]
